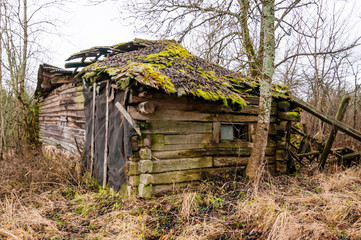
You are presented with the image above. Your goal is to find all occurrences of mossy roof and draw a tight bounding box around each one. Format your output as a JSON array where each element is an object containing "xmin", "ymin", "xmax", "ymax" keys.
[{"xmin": 68, "ymin": 39, "xmax": 288, "ymax": 107}]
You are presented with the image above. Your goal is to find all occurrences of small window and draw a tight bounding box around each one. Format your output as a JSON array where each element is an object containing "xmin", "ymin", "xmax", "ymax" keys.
[{"xmin": 221, "ymin": 124, "xmax": 249, "ymax": 141}]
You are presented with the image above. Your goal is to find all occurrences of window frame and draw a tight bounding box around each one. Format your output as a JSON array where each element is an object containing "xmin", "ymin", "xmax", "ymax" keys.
[{"xmin": 219, "ymin": 123, "xmax": 250, "ymax": 142}]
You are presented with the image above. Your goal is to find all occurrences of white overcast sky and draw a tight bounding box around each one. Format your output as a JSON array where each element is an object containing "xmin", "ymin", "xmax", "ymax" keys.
[{"xmin": 47, "ymin": 0, "xmax": 150, "ymax": 68}]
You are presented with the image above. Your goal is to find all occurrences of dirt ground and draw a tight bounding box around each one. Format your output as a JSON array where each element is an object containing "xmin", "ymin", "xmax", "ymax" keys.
[{"xmin": 0, "ymin": 147, "xmax": 361, "ymax": 239}]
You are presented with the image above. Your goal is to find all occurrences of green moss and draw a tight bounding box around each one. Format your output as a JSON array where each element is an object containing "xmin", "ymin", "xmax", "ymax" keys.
[
  {"xmin": 141, "ymin": 41, "xmax": 193, "ymax": 71},
  {"xmin": 185, "ymin": 65, "xmax": 193, "ymax": 70},
  {"xmin": 272, "ymin": 83, "xmax": 289, "ymax": 99},
  {"xmin": 114, "ymin": 42, "xmax": 127, "ymax": 46},
  {"xmin": 127, "ymin": 62, "xmax": 176, "ymax": 94},
  {"xmin": 79, "ymin": 39, "xmax": 291, "ymax": 110},
  {"xmin": 144, "ymin": 42, "xmax": 193, "ymax": 62},
  {"xmin": 286, "ymin": 111, "xmax": 299, "ymax": 118}
]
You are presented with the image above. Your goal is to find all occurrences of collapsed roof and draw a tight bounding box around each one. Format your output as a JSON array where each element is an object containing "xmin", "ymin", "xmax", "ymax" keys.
[{"xmin": 35, "ymin": 64, "xmax": 75, "ymax": 97}]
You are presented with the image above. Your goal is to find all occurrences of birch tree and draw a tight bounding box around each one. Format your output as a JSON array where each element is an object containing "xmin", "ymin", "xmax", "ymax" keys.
[
  {"xmin": 0, "ymin": 0, "xmax": 63, "ymax": 147},
  {"xmin": 245, "ymin": 0, "xmax": 274, "ymax": 180}
]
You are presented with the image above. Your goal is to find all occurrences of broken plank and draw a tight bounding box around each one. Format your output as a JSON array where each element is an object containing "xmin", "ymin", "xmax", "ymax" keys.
[
  {"xmin": 319, "ymin": 95, "xmax": 350, "ymax": 170},
  {"xmin": 290, "ymin": 96, "xmax": 361, "ymax": 142}
]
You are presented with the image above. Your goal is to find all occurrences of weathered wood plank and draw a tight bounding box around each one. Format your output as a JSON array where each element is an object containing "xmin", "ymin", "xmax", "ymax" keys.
[
  {"xmin": 116, "ymin": 102, "xmax": 141, "ymax": 136},
  {"xmin": 141, "ymin": 97, "xmax": 277, "ymax": 115},
  {"xmin": 42, "ymin": 96, "xmax": 84, "ymax": 110},
  {"xmin": 43, "ymin": 83, "xmax": 76, "ymax": 99},
  {"xmin": 149, "ymin": 167, "xmax": 241, "ymax": 185},
  {"xmin": 40, "ymin": 110, "xmax": 85, "ymax": 118},
  {"xmin": 152, "ymin": 143, "xmax": 210, "ymax": 151},
  {"xmin": 319, "ymin": 96, "xmax": 350, "ymax": 170},
  {"xmin": 41, "ymin": 115, "xmax": 85, "ymax": 123},
  {"xmin": 151, "ymin": 134, "xmax": 273, "ymax": 150},
  {"xmin": 142, "ymin": 121, "xmax": 213, "ymax": 134},
  {"xmin": 39, "ymin": 125, "xmax": 85, "ymax": 135},
  {"xmin": 151, "ymin": 157, "xmax": 213, "ymax": 173},
  {"xmin": 152, "ymin": 147, "xmax": 276, "ymax": 159},
  {"xmin": 214, "ymin": 156, "xmax": 275, "ymax": 167},
  {"xmin": 213, "ymin": 122, "xmax": 221, "ymax": 143},
  {"xmin": 164, "ymin": 134, "xmax": 212, "ymax": 145},
  {"xmin": 42, "ymin": 86, "xmax": 81, "ymax": 103},
  {"xmin": 126, "ymin": 162, "xmax": 140, "ymax": 176},
  {"xmin": 291, "ymin": 95, "xmax": 361, "ymax": 142},
  {"xmin": 41, "ymin": 103, "xmax": 84, "ymax": 112},
  {"xmin": 128, "ymin": 106, "xmax": 276, "ymax": 123}
]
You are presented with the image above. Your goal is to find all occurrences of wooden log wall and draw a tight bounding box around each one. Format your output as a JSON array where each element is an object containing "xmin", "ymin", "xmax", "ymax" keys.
[
  {"xmin": 126, "ymin": 88, "xmax": 298, "ymax": 198},
  {"xmin": 39, "ymin": 83, "xmax": 85, "ymax": 156}
]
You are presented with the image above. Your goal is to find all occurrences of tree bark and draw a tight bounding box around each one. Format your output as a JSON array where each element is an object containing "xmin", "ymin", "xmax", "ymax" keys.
[{"xmin": 246, "ymin": 0, "xmax": 275, "ymax": 180}]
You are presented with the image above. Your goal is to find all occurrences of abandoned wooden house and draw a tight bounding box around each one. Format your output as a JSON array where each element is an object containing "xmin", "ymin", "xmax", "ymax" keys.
[{"xmin": 36, "ymin": 39, "xmax": 302, "ymax": 198}]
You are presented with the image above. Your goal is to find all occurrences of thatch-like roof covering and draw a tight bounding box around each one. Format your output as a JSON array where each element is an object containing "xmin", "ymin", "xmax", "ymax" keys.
[{"xmin": 66, "ymin": 39, "xmax": 288, "ymax": 107}]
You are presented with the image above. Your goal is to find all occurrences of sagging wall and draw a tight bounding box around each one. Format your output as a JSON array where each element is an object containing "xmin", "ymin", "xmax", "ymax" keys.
[
  {"xmin": 38, "ymin": 83, "xmax": 86, "ymax": 156},
  {"xmin": 126, "ymin": 88, "xmax": 297, "ymax": 198}
]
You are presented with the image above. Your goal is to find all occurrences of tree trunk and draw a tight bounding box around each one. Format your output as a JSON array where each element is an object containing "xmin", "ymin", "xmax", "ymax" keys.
[{"xmin": 246, "ymin": 0, "xmax": 275, "ymax": 180}]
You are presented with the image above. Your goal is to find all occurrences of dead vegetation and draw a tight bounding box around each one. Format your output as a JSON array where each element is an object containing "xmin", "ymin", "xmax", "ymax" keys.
[{"xmin": 1, "ymin": 148, "xmax": 361, "ymax": 239}]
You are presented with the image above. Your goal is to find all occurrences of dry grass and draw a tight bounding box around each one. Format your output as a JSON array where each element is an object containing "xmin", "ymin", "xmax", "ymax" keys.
[{"xmin": 1, "ymin": 147, "xmax": 361, "ymax": 239}]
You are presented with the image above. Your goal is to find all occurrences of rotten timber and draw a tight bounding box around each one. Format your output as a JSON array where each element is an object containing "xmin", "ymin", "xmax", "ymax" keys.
[
  {"xmin": 103, "ymin": 80, "xmax": 109, "ymax": 188},
  {"xmin": 319, "ymin": 96, "xmax": 350, "ymax": 170},
  {"xmin": 290, "ymin": 96, "xmax": 361, "ymax": 142}
]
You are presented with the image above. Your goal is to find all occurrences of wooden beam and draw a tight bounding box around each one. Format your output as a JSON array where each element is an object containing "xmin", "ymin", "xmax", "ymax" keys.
[
  {"xmin": 342, "ymin": 151, "xmax": 361, "ymax": 160},
  {"xmin": 103, "ymin": 81, "xmax": 109, "ymax": 188},
  {"xmin": 115, "ymin": 102, "xmax": 141, "ymax": 135},
  {"xmin": 90, "ymin": 82, "xmax": 96, "ymax": 178},
  {"xmin": 290, "ymin": 96, "xmax": 361, "ymax": 142},
  {"xmin": 319, "ymin": 96, "xmax": 350, "ymax": 170},
  {"xmin": 64, "ymin": 61, "xmax": 93, "ymax": 68}
]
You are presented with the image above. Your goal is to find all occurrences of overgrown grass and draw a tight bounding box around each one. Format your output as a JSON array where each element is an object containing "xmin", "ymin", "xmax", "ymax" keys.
[{"xmin": 1, "ymin": 148, "xmax": 361, "ymax": 239}]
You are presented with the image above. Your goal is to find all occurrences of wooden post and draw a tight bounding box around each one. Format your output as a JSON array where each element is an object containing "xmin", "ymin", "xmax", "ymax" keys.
[
  {"xmin": 103, "ymin": 81, "xmax": 109, "ymax": 188},
  {"xmin": 90, "ymin": 82, "xmax": 96, "ymax": 177},
  {"xmin": 319, "ymin": 96, "xmax": 350, "ymax": 170}
]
